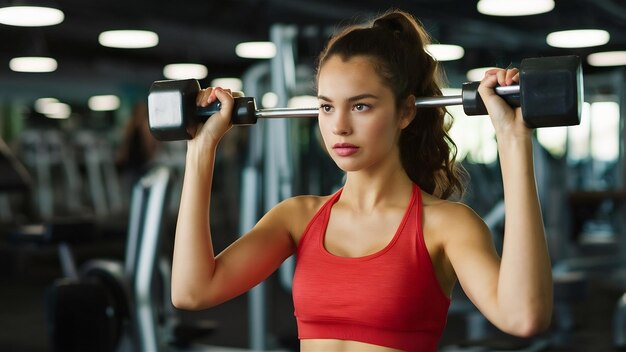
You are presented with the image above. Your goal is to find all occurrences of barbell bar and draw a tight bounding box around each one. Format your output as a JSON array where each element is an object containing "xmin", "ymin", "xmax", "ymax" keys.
[
  {"xmin": 254, "ymin": 85, "xmax": 519, "ymax": 118},
  {"xmin": 148, "ymin": 55, "xmax": 583, "ymax": 141}
]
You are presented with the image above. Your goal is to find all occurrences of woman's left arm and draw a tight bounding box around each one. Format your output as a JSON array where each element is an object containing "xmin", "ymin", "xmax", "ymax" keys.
[{"xmin": 447, "ymin": 68, "xmax": 553, "ymax": 337}]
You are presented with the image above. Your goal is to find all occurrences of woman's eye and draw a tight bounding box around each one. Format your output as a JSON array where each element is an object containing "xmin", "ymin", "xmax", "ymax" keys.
[
  {"xmin": 320, "ymin": 104, "xmax": 333, "ymax": 113},
  {"xmin": 353, "ymin": 103, "xmax": 369, "ymax": 111}
]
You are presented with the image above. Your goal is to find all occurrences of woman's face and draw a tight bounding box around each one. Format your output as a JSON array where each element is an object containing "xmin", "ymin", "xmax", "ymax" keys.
[{"xmin": 317, "ymin": 55, "xmax": 413, "ymax": 173}]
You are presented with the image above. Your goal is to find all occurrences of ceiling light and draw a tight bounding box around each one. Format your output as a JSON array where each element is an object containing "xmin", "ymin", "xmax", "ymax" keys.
[
  {"xmin": 425, "ymin": 44, "xmax": 465, "ymax": 61},
  {"xmin": 34, "ymin": 97, "xmax": 70, "ymax": 119},
  {"xmin": 9, "ymin": 56, "xmax": 57, "ymax": 72},
  {"xmin": 477, "ymin": 0, "xmax": 554, "ymax": 16},
  {"xmin": 0, "ymin": 5, "xmax": 64, "ymax": 27},
  {"xmin": 98, "ymin": 30, "xmax": 159, "ymax": 49},
  {"xmin": 262, "ymin": 92, "xmax": 278, "ymax": 108},
  {"xmin": 235, "ymin": 42, "xmax": 276, "ymax": 59},
  {"xmin": 587, "ymin": 51, "xmax": 626, "ymax": 67},
  {"xmin": 546, "ymin": 29, "xmax": 610, "ymax": 48},
  {"xmin": 45, "ymin": 102, "xmax": 71, "ymax": 119},
  {"xmin": 163, "ymin": 63, "xmax": 208, "ymax": 80},
  {"xmin": 34, "ymin": 97, "xmax": 59, "ymax": 114},
  {"xmin": 88, "ymin": 95, "xmax": 120, "ymax": 111},
  {"xmin": 210, "ymin": 78, "xmax": 243, "ymax": 92},
  {"xmin": 466, "ymin": 67, "xmax": 497, "ymax": 82}
]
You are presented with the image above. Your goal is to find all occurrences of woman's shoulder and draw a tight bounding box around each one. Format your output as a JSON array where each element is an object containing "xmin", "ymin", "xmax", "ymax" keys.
[
  {"xmin": 421, "ymin": 191, "xmax": 488, "ymax": 237},
  {"xmin": 277, "ymin": 193, "xmax": 333, "ymax": 213},
  {"xmin": 272, "ymin": 193, "xmax": 336, "ymax": 240}
]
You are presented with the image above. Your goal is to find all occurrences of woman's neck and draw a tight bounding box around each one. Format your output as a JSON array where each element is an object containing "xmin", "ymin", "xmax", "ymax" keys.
[{"xmin": 341, "ymin": 166, "xmax": 414, "ymax": 212}]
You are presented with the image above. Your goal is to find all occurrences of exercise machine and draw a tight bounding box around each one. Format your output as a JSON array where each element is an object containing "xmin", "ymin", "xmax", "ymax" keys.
[{"xmin": 15, "ymin": 166, "xmax": 214, "ymax": 352}]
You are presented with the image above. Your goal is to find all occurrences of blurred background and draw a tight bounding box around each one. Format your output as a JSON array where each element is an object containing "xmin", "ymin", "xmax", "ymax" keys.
[{"xmin": 0, "ymin": 0, "xmax": 624, "ymax": 351}]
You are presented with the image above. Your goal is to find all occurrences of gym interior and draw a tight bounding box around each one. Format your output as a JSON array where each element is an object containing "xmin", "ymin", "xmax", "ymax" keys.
[{"xmin": 0, "ymin": 1, "xmax": 624, "ymax": 351}]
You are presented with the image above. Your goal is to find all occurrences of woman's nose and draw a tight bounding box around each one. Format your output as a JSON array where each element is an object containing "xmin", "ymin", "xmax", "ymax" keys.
[{"xmin": 333, "ymin": 111, "xmax": 352, "ymax": 136}]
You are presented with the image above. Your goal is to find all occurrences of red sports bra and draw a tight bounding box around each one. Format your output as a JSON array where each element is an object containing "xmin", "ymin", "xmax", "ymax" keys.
[{"xmin": 292, "ymin": 184, "xmax": 450, "ymax": 351}]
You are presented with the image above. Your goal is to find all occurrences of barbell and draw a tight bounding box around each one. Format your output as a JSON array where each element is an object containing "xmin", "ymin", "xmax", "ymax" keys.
[{"xmin": 147, "ymin": 55, "xmax": 583, "ymax": 141}]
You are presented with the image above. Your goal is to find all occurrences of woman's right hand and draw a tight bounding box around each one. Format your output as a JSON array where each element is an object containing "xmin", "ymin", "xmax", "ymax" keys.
[{"xmin": 187, "ymin": 87, "xmax": 236, "ymax": 154}]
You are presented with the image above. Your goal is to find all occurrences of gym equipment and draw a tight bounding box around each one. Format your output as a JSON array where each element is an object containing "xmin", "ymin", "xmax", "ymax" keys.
[
  {"xmin": 0, "ymin": 137, "xmax": 31, "ymax": 192},
  {"xmin": 147, "ymin": 55, "xmax": 583, "ymax": 141},
  {"xmin": 12, "ymin": 167, "xmax": 215, "ymax": 352},
  {"xmin": 74, "ymin": 131, "xmax": 124, "ymax": 219}
]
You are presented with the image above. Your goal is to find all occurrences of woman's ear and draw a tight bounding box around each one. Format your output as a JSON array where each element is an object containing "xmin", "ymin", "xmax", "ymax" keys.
[{"xmin": 399, "ymin": 95, "xmax": 416, "ymax": 129}]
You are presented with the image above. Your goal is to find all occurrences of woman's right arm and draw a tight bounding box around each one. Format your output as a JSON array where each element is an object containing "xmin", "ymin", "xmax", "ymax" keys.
[{"xmin": 171, "ymin": 88, "xmax": 296, "ymax": 310}]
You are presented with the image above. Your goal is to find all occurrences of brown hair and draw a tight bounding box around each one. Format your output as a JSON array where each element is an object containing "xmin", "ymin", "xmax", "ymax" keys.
[{"xmin": 316, "ymin": 9, "xmax": 466, "ymax": 199}]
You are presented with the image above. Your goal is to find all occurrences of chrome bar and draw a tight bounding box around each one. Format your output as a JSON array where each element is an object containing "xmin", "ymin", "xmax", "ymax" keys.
[
  {"xmin": 415, "ymin": 95, "xmax": 463, "ymax": 107},
  {"xmin": 495, "ymin": 84, "xmax": 520, "ymax": 95},
  {"xmin": 256, "ymin": 107, "xmax": 318, "ymax": 119},
  {"xmin": 253, "ymin": 84, "xmax": 520, "ymax": 119}
]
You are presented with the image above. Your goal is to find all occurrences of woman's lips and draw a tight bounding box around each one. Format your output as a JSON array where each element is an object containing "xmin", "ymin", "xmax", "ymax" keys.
[{"xmin": 333, "ymin": 143, "xmax": 359, "ymax": 156}]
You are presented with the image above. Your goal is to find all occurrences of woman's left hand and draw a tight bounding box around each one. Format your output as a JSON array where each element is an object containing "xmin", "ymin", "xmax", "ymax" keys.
[{"xmin": 478, "ymin": 68, "xmax": 530, "ymax": 139}]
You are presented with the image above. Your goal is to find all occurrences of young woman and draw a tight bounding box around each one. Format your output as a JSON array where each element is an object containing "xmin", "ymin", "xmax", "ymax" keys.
[{"xmin": 171, "ymin": 9, "xmax": 553, "ymax": 352}]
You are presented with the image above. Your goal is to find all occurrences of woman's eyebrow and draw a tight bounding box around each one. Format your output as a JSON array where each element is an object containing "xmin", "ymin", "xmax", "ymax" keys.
[
  {"xmin": 347, "ymin": 94, "xmax": 379, "ymax": 102},
  {"xmin": 317, "ymin": 94, "xmax": 379, "ymax": 102},
  {"xmin": 317, "ymin": 95, "xmax": 332, "ymax": 102}
]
